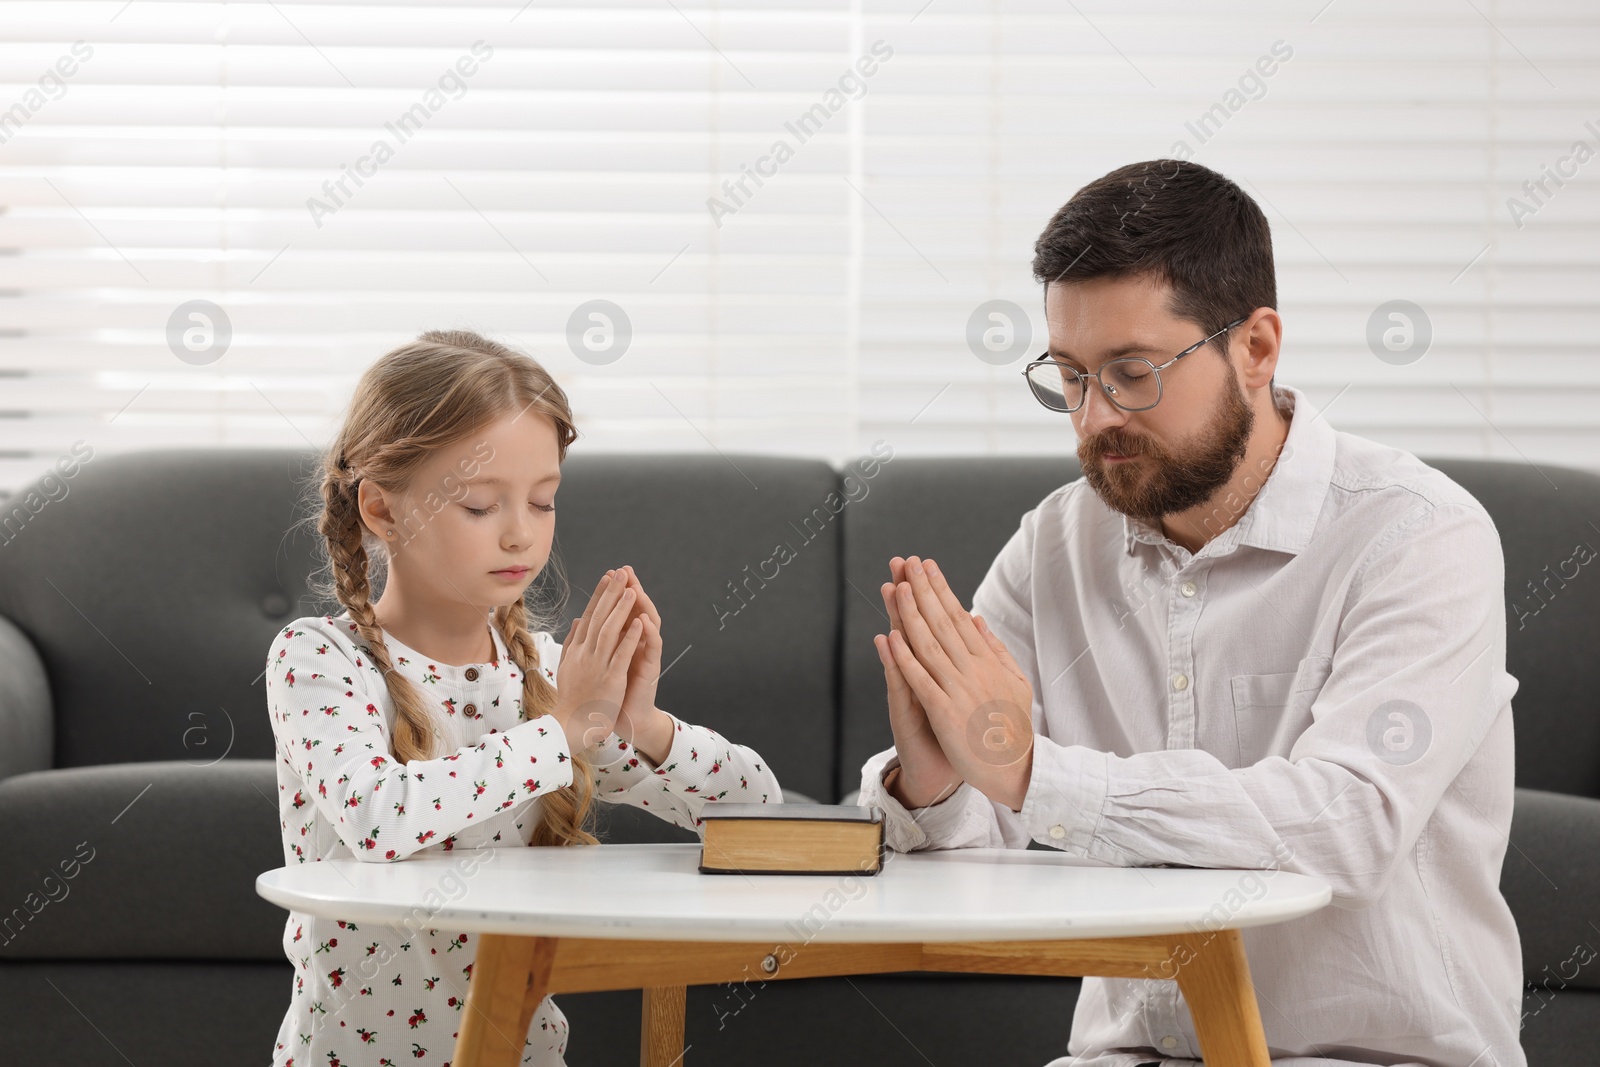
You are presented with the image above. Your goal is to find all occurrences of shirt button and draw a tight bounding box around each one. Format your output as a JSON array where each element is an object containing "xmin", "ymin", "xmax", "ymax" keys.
[
  {"xmin": 1048, "ymin": 824, "xmax": 1066, "ymax": 840},
  {"xmin": 463, "ymin": 703, "xmax": 477, "ymax": 716},
  {"xmin": 1161, "ymin": 1035, "xmax": 1179, "ymax": 1049},
  {"xmin": 464, "ymin": 668, "xmax": 479, "ymax": 681},
  {"xmin": 1180, "ymin": 580, "xmax": 1196, "ymax": 597},
  {"xmin": 1172, "ymin": 673, "xmax": 1188, "ymax": 691}
]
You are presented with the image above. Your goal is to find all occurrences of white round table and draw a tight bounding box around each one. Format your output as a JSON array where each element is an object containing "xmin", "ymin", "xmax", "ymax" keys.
[{"xmin": 258, "ymin": 842, "xmax": 1330, "ymax": 1067}]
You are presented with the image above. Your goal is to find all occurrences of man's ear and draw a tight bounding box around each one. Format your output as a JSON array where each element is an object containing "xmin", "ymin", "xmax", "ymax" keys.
[{"xmin": 1237, "ymin": 307, "xmax": 1282, "ymax": 391}]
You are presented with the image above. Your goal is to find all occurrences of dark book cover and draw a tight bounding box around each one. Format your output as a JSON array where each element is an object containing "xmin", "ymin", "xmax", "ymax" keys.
[{"xmin": 698, "ymin": 802, "xmax": 883, "ymax": 823}]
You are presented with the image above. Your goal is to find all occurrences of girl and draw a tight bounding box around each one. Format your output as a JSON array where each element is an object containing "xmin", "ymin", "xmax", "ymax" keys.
[{"xmin": 264, "ymin": 329, "xmax": 783, "ymax": 1066}]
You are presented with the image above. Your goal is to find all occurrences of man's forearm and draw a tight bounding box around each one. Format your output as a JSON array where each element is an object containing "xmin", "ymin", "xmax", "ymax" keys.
[
  {"xmin": 888, "ymin": 737, "xmax": 1034, "ymax": 813},
  {"xmin": 886, "ymin": 762, "xmax": 964, "ymax": 810}
]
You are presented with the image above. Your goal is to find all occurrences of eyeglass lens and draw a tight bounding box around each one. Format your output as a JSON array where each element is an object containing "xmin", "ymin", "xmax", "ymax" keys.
[{"xmin": 1025, "ymin": 358, "xmax": 1159, "ymax": 412}]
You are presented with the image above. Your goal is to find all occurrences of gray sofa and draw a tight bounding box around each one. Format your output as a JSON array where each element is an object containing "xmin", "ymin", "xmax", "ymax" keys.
[{"xmin": 0, "ymin": 447, "xmax": 1595, "ymax": 1065}]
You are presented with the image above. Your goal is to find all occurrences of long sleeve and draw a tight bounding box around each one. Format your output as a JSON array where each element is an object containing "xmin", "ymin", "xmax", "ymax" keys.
[
  {"xmin": 1018, "ymin": 501, "xmax": 1514, "ymax": 909},
  {"xmin": 264, "ymin": 621, "xmax": 576, "ymax": 862},
  {"xmin": 855, "ymin": 394, "xmax": 1528, "ymax": 1065},
  {"xmin": 539, "ymin": 635, "xmax": 784, "ymax": 836},
  {"xmin": 872, "ymin": 500, "xmax": 1518, "ymax": 911},
  {"xmin": 858, "ymin": 749, "xmax": 1031, "ymax": 853},
  {"xmin": 596, "ymin": 710, "xmax": 785, "ymax": 835}
]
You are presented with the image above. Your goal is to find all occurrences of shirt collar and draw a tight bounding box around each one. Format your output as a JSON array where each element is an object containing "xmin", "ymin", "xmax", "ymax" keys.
[{"xmin": 1121, "ymin": 382, "xmax": 1335, "ymax": 558}]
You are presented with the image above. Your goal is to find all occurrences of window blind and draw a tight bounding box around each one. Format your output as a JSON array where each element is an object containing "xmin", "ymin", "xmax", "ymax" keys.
[{"xmin": 1, "ymin": 0, "xmax": 1594, "ymax": 505}]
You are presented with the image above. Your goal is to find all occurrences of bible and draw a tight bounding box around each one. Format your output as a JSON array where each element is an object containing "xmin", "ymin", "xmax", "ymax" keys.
[{"xmin": 697, "ymin": 803, "xmax": 886, "ymax": 875}]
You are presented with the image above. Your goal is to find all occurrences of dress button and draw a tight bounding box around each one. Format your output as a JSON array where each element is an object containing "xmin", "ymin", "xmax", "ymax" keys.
[
  {"xmin": 1180, "ymin": 580, "xmax": 1196, "ymax": 598},
  {"xmin": 1048, "ymin": 824, "xmax": 1066, "ymax": 840},
  {"xmin": 464, "ymin": 667, "xmax": 479, "ymax": 681},
  {"xmin": 1172, "ymin": 673, "xmax": 1188, "ymax": 691},
  {"xmin": 463, "ymin": 703, "xmax": 477, "ymax": 716},
  {"xmin": 1161, "ymin": 1035, "xmax": 1179, "ymax": 1049}
]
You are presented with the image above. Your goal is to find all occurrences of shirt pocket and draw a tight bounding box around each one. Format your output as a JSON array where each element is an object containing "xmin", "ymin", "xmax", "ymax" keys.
[{"xmin": 1229, "ymin": 654, "xmax": 1333, "ymax": 767}]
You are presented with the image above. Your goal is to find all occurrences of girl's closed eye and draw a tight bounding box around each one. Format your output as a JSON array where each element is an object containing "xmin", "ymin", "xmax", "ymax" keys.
[{"xmin": 462, "ymin": 502, "xmax": 555, "ymax": 517}]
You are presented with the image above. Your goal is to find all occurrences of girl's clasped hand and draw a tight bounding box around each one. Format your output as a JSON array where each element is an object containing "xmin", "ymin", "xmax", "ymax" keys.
[{"xmin": 551, "ymin": 564, "xmax": 664, "ymax": 754}]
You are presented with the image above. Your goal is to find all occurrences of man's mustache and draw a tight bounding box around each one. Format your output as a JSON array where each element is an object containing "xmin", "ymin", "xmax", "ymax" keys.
[{"xmin": 1084, "ymin": 434, "xmax": 1149, "ymax": 457}]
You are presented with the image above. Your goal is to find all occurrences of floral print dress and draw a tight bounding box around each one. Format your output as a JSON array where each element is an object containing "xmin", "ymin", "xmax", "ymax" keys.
[{"xmin": 264, "ymin": 611, "xmax": 782, "ymax": 1066}]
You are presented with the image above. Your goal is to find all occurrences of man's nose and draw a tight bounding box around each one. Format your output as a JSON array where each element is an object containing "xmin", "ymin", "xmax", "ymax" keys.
[{"xmin": 1075, "ymin": 376, "xmax": 1129, "ymax": 439}]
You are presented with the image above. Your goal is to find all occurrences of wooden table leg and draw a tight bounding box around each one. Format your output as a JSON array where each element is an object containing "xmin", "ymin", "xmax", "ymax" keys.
[
  {"xmin": 455, "ymin": 933, "xmax": 558, "ymax": 1067},
  {"xmin": 640, "ymin": 985, "xmax": 687, "ymax": 1066},
  {"xmin": 1169, "ymin": 929, "xmax": 1271, "ymax": 1067},
  {"xmin": 455, "ymin": 930, "xmax": 1271, "ymax": 1067}
]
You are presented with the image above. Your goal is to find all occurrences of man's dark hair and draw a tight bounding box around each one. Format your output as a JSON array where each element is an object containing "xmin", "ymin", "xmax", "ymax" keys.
[{"xmin": 1031, "ymin": 159, "xmax": 1275, "ymax": 353}]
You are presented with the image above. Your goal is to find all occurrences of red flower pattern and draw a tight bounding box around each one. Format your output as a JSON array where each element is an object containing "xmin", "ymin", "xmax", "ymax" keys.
[{"xmin": 264, "ymin": 613, "xmax": 777, "ymax": 1066}]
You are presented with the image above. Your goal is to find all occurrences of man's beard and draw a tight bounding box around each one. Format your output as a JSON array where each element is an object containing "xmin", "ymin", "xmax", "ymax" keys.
[{"xmin": 1078, "ymin": 362, "xmax": 1256, "ymax": 525}]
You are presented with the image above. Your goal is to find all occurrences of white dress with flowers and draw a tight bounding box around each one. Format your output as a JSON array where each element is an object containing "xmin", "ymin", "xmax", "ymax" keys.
[{"xmin": 264, "ymin": 611, "xmax": 782, "ymax": 1067}]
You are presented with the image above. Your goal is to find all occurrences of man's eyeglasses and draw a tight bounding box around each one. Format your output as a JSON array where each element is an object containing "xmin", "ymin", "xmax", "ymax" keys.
[{"xmin": 1021, "ymin": 317, "xmax": 1249, "ymax": 414}]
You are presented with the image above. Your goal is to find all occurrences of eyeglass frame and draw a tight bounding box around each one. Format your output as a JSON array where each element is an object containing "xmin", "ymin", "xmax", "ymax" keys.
[{"xmin": 1021, "ymin": 315, "xmax": 1251, "ymax": 413}]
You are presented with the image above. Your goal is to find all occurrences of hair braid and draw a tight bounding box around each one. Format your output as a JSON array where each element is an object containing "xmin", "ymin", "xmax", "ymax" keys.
[
  {"xmin": 494, "ymin": 600, "xmax": 598, "ymax": 846},
  {"xmin": 318, "ymin": 467, "xmax": 440, "ymax": 763}
]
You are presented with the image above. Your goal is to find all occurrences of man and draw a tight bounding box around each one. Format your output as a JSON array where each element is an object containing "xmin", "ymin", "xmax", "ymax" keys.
[{"xmin": 858, "ymin": 160, "xmax": 1524, "ymax": 1067}]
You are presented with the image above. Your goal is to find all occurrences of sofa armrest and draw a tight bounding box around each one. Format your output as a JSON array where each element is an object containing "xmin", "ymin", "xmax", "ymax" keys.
[
  {"xmin": 1502, "ymin": 786, "xmax": 1600, "ymax": 991},
  {"xmin": 0, "ymin": 614, "xmax": 51, "ymax": 781}
]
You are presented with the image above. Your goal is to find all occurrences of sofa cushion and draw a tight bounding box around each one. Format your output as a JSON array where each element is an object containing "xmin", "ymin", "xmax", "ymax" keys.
[
  {"xmin": 0, "ymin": 760, "xmax": 286, "ymax": 960},
  {"xmin": 0, "ymin": 958, "xmax": 296, "ymax": 1066},
  {"xmin": 1501, "ymin": 786, "xmax": 1600, "ymax": 991},
  {"xmin": 0, "ymin": 752, "xmax": 819, "ymax": 963}
]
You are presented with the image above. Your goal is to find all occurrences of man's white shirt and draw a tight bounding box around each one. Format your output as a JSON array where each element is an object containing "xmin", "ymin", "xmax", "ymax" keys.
[{"xmin": 859, "ymin": 382, "xmax": 1525, "ymax": 1067}]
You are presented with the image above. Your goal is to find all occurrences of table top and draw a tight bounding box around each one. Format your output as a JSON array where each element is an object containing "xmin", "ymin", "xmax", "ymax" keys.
[{"xmin": 258, "ymin": 844, "xmax": 1330, "ymax": 943}]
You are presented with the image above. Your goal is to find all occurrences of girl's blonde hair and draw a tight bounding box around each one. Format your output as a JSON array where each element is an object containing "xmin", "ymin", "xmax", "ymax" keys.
[{"xmin": 303, "ymin": 328, "xmax": 598, "ymax": 847}]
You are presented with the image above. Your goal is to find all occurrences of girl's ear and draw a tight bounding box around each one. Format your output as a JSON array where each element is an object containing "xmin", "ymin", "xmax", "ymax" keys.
[{"xmin": 356, "ymin": 479, "xmax": 398, "ymax": 537}]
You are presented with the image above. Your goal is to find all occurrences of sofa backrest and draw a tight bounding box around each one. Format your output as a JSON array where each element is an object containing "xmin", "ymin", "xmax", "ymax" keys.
[
  {"xmin": 837, "ymin": 454, "xmax": 1600, "ymax": 802},
  {"xmin": 547, "ymin": 452, "xmax": 842, "ymax": 801},
  {"xmin": 838, "ymin": 456, "xmax": 1083, "ymax": 799},
  {"xmin": 1, "ymin": 447, "xmax": 1595, "ymax": 803},
  {"xmin": 0, "ymin": 449, "xmax": 328, "ymax": 770},
  {"xmin": 0, "ymin": 449, "xmax": 842, "ymax": 802},
  {"xmin": 1425, "ymin": 458, "xmax": 1600, "ymax": 798}
]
